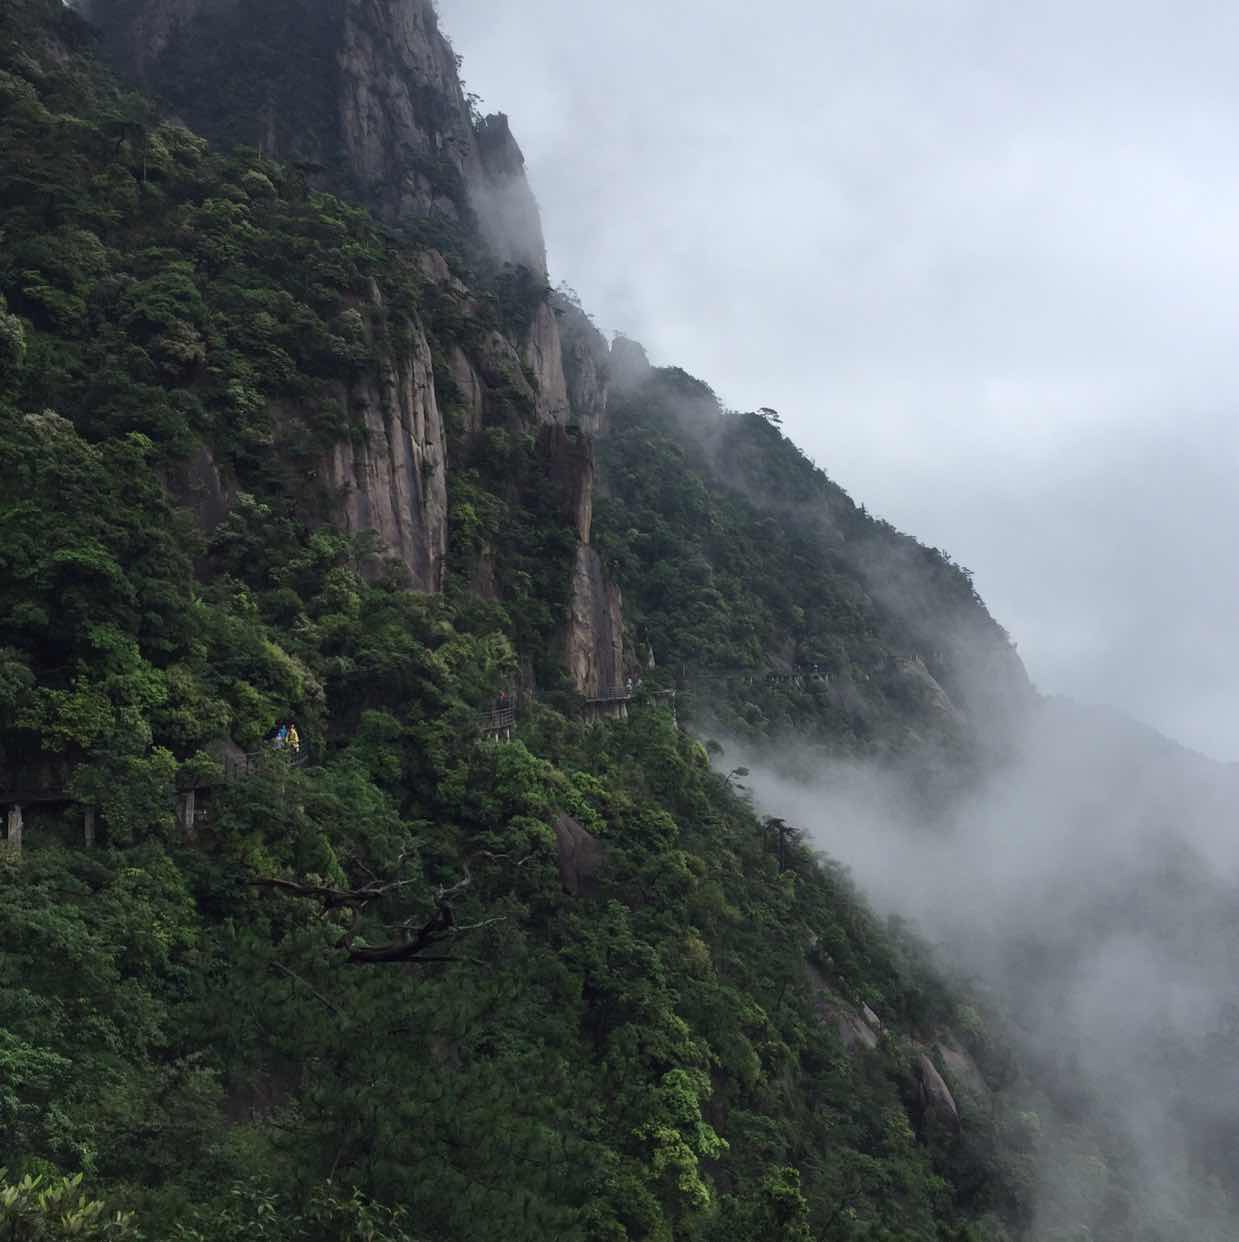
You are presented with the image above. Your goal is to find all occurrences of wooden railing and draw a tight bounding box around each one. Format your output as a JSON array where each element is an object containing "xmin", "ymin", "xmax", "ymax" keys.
[
  {"xmin": 586, "ymin": 686, "xmax": 634, "ymax": 704},
  {"xmin": 479, "ymin": 706, "xmax": 516, "ymax": 733}
]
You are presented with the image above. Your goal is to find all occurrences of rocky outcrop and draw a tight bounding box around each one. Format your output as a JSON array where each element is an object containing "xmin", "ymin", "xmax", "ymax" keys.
[
  {"xmin": 915, "ymin": 1054, "xmax": 961, "ymax": 1136},
  {"xmin": 609, "ymin": 335, "xmax": 653, "ymax": 392},
  {"xmin": 540, "ymin": 425, "xmax": 594, "ymax": 542},
  {"xmin": 165, "ymin": 443, "xmax": 232, "ymax": 532},
  {"xmin": 92, "ymin": 0, "xmax": 546, "ymax": 265},
  {"xmin": 523, "ymin": 301, "xmax": 570, "ymax": 424},
  {"xmin": 897, "ymin": 655, "xmax": 964, "ymax": 724},
  {"xmin": 320, "ymin": 314, "xmax": 446, "ymax": 591},
  {"xmin": 552, "ymin": 812, "xmax": 605, "ymax": 896},
  {"xmin": 468, "ymin": 329, "xmax": 540, "ymax": 427},
  {"xmin": 470, "ymin": 543, "xmax": 498, "ymax": 600},
  {"xmin": 807, "ymin": 963, "xmax": 880, "ymax": 1053},
  {"xmin": 91, "ymin": 0, "xmax": 222, "ymax": 77},
  {"xmin": 473, "ymin": 113, "xmax": 547, "ymax": 275},
  {"xmin": 565, "ymin": 546, "xmax": 624, "ymax": 697},
  {"xmin": 335, "ymin": 0, "xmax": 479, "ymax": 223},
  {"xmin": 935, "ymin": 1037, "xmax": 991, "ymax": 1106},
  {"xmin": 555, "ymin": 296, "xmax": 610, "ymax": 433},
  {"xmin": 447, "ymin": 345, "xmax": 486, "ymax": 434},
  {"xmin": 544, "ymin": 422, "xmax": 625, "ymax": 697}
]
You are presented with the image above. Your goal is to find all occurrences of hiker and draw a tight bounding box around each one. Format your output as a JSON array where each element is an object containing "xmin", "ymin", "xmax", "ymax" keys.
[
  {"xmin": 274, "ymin": 723, "xmax": 288, "ymax": 749},
  {"xmin": 287, "ymin": 722, "xmax": 301, "ymax": 754}
]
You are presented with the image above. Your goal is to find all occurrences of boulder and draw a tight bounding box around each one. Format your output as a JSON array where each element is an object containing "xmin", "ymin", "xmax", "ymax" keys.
[
  {"xmin": 806, "ymin": 963, "xmax": 879, "ymax": 1053},
  {"xmin": 935, "ymin": 1037, "xmax": 991, "ymax": 1106},
  {"xmin": 915, "ymin": 1054, "xmax": 961, "ymax": 1135},
  {"xmin": 552, "ymin": 813, "xmax": 605, "ymax": 897}
]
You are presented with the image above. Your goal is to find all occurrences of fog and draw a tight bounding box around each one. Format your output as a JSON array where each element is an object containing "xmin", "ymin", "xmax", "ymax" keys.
[
  {"xmin": 432, "ymin": 5, "xmax": 1239, "ymax": 1227},
  {"xmin": 724, "ymin": 699, "xmax": 1239, "ymax": 1237},
  {"xmin": 439, "ymin": 0, "xmax": 1239, "ymax": 762}
]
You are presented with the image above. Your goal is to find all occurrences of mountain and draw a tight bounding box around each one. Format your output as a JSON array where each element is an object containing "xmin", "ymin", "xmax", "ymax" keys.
[{"xmin": 0, "ymin": 1, "xmax": 1234, "ymax": 1239}]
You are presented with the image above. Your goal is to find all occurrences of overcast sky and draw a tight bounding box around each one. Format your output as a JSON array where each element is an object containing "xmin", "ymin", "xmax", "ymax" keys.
[{"xmin": 440, "ymin": 0, "xmax": 1239, "ymax": 761}]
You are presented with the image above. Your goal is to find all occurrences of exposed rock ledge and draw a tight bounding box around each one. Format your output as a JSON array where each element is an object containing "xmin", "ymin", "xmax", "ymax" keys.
[{"xmin": 320, "ymin": 311, "xmax": 446, "ymax": 591}]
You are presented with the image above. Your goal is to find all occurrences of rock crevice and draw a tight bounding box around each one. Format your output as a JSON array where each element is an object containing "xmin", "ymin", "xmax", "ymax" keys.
[{"xmin": 321, "ymin": 313, "xmax": 447, "ymax": 591}]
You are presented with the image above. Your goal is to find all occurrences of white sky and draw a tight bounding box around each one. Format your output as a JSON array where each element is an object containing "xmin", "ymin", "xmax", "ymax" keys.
[{"xmin": 440, "ymin": 0, "xmax": 1239, "ymax": 760}]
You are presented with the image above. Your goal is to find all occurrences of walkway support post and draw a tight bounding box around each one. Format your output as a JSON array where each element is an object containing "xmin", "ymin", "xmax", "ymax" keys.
[
  {"xmin": 177, "ymin": 789, "xmax": 196, "ymax": 835},
  {"xmin": 5, "ymin": 804, "xmax": 22, "ymax": 856}
]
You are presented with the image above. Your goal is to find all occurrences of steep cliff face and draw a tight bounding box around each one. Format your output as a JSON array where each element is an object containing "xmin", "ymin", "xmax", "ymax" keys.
[
  {"xmin": 539, "ymin": 425, "xmax": 594, "ymax": 543},
  {"xmin": 91, "ymin": 0, "xmax": 621, "ymax": 682},
  {"xmin": 537, "ymin": 425, "xmax": 626, "ymax": 694},
  {"xmin": 523, "ymin": 301, "xmax": 570, "ymax": 424},
  {"xmin": 91, "ymin": 0, "xmax": 545, "ymax": 268},
  {"xmin": 447, "ymin": 344, "xmax": 486, "ymax": 433},
  {"xmin": 473, "ymin": 113, "xmax": 547, "ymax": 275},
  {"xmin": 335, "ymin": 0, "xmax": 480, "ymax": 224},
  {"xmin": 318, "ymin": 312, "xmax": 447, "ymax": 592},
  {"xmin": 608, "ymin": 334, "xmax": 653, "ymax": 393},
  {"xmin": 565, "ymin": 545, "xmax": 625, "ymax": 696},
  {"xmin": 556, "ymin": 296, "xmax": 610, "ymax": 434}
]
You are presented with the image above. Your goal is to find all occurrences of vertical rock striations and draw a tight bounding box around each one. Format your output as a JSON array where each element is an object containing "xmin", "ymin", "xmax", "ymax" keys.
[
  {"xmin": 523, "ymin": 301, "xmax": 571, "ymax": 425},
  {"xmin": 539, "ymin": 425, "xmax": 594, "ymax": 543},
  {"xmin": 93, "ymin": 0, "xmax": 625, "ymax": 670},
  {"xmin": 92, "ymin": 0, "xmax": 546, "ymax": 266},
  {"xmin": 473, "ymin": 113, "xmax": 547, "ymax": 275},
  {"xmin": 538, "ymin": 426, "xmax": 625, "ymax": 696},
  {"xmin": 566, "ymin": 546, "xmax": 625, "ymax": 698},
  {"xmin": 320, "ymin": 310, "xmax": 447, "ymax": 592},
  {"xmin": 555, "ymin": 294, "xmax": 611, "ymax": 435}
]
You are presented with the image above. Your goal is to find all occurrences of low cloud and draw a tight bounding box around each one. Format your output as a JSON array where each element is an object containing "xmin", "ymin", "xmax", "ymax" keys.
[
  {"xmin": 720, "ymin": 701, "xmax": 1239, "ymax": 1236},
  {"xmin": 440, "ymin": 0, "xmax": 1239, "ymax": 759}
]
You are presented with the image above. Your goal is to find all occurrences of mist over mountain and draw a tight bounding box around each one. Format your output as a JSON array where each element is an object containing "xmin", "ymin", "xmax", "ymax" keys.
[
  {"xmin": 0, "ymin": 2, "xmax": 1233, "ymax": 1239},
  {"xmin": 730, "ymin": 694, "xmax": 1239, "ymax": 1238}
]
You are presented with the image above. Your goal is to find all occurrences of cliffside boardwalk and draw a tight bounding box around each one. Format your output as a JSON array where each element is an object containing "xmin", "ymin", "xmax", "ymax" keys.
[
  {"xmin": 0, "ymin": 747, "xmax": 305, "ymax": 854},
  {"xmin": 478, "ymin": 705, "xmax": 516, "ymax": 741}
]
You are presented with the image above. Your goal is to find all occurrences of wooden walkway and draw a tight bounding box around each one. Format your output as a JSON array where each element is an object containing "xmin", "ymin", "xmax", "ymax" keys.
[
  {"xmin": 0, "ymin": 746, "xmax": 305, "ymax": 853},
  {"xmin": 478, "ymin": 705, "xmax": 516, "ymax": 739},
  {"xmin": 1, "ymin": 681, "xmax": 689, "ymax": 853}
]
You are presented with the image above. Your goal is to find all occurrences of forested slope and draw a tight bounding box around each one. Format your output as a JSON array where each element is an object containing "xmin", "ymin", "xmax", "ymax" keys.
[{"xmin": 0, "ymin": 2, "xmax": 1137, "ymax": 1240}]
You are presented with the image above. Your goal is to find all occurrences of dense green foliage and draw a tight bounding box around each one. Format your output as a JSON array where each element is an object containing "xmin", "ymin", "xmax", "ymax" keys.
[
  {"xmin": 592, "ymin": 371, "xmax": 1017, "ymax": 767},
  {"xmin": 0, "ymin": 3, "xmax": 1124, "ymax": 1240}
]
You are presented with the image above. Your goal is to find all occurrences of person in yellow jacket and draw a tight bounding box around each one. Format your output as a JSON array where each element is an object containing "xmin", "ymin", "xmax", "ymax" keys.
[{"xmin": 287, "ymin": 722, "xmax": 301, "ymax": 754}]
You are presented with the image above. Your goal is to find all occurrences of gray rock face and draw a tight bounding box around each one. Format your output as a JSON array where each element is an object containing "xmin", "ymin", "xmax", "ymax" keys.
[
  {"xmin": 523, "ymin": 301, "xmax": 570, "ymax": 425},
  {"xmin": 565, "ymin": 546, "xmax": 625, "ymax": 697},
  {"xmin": 92, "ymin": 0, "xmax": 546, "ymax": 266},
  {"xmin": 165, "ymin": 443, "xmax": 231, "ymax": 532},
  {"xmin": 321, "ymin": 314, "xmax": 446, "ymax": 591},
  {"xmin": 540, "ymin": 426, "xmax": 594, "ymax": 543},
  {"xmin": 552, "ymin": 812, "xmax": 605, "ymax": 896},
  {"xmin": 448, "ymin": 345, "xmax": 486, "ymax": 434},
  {"xmin": 539, "ymin": 423, "xmax": 626, "ymax": 697},
  {"xmin": 935, "ymin": 1038, "xmax": 990, "ymax": 1106},
  {"xmin": 806, "ymin": 963, "xmax": 880, "ymax": 1053},
  {"xmin": 609, "ymin": 335, "xmax": 653, "ymax": 392},
  {"xmin": 897, "ymin": 655, "xmax": 964, "ymax": 724},
  {"xmin": 468, "ymin": 328, "xmax": 540, "ymax": 426},
  {"xmin": 335, "ymin": 0, "xmax": 478, "ymax": 223},
  {"xmin": 555, "ymin": 297, "xmax": 611, "ymax": 434},
  {"xmin": 472, "ymin": 113, "xmax": 547, "ymax": 275},
  {"xmin": 94, "ymin": 0, "xmax": 617, "ymax": 650},
  {"xmin": 915, "ymin": 1054, "xmax": 961, "ymax": 1135}
]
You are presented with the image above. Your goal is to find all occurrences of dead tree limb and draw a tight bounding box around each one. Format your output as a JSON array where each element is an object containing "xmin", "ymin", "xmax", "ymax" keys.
[
  {"xmin": 269, "ymin": 961, "xmax": 346, "ymax": 1019},
  {"xmin": 250, "ymin": 853, "xmax": 522, "ymax": 967}
]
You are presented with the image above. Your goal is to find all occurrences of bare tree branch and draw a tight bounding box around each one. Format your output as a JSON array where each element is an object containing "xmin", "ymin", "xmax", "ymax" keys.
[
  {"xmin": 252, "ymin": 848, "xmax": 525, "ymax": 968},
  {"xmin": 269, "ymin": 961, "xmax": 346, "ymax": 1020}
]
